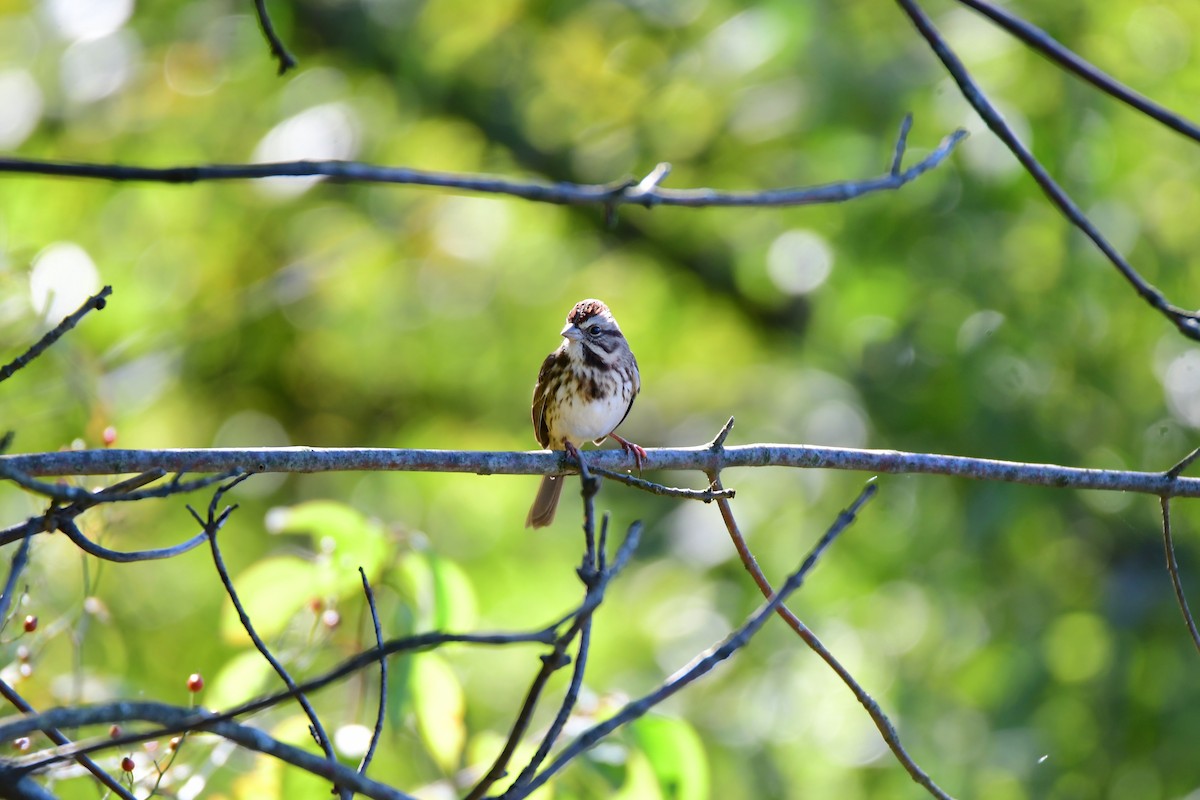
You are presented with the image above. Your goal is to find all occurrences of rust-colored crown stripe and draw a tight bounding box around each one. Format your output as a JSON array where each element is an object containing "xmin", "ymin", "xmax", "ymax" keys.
[{"xmin": 567, "ymin": 299, "xmax": 610, "ymax": 324}]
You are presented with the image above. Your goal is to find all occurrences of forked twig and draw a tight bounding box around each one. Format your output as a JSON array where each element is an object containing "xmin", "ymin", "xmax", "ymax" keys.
[
  {"xmin": 0, "ymin": 120, "xmax": 964, "ymax": 210},
  {"xmin": 502, "ymin": 484, "xmax": 875, "ymax": 800},
  {"xmin": 895, "ymin": 0, "xmax": 1200, "ymax": 339},
  {"xmin": 194, "ymin": 475, "xmax": 349, "ymax": 800},
  {"xmin": 0, "ymin": 286, "xmax": 112, "ymax": 385},
  {"xmin": 357, "ymin": 567, "xmax": 387, "ymax": 777},
  {"xmin": 706, "ymin": 426, "xmax": 952, "ymax": 800},
  {"xmin": 252, "ymin": 0, "xmax": 297, "ymax": 74}
]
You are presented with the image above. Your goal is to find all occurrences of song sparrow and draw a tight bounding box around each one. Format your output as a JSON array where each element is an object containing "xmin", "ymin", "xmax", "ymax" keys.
[{"xmin": 526, "ymin": 299, "xmax": 646, "ymax": 528}]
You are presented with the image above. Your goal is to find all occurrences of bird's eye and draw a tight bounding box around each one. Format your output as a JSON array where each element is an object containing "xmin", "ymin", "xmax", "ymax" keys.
[{"xmin": 588, "ymin": 325, "xmax": 602, "ymax": 336}]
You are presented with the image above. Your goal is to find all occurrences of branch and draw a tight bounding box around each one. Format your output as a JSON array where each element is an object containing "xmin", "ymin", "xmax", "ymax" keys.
[
  {"xmin": 253, "ymin": 0, "xmax": 297, "ymax": 75},
  {"xmin": 0, "ymin": 286, "xmax": 111, "ymax": 385},
  {"xmin": 0, "ymin": 702, "xmax": 416, "ymax": 800},
  {"xmin": 6, "ymin": 442, "xmax": 1200, "ymax": 496},
  {"xmin": 0, "ymin": 122, "xmax": 965, "ymax": 209},
  {"xmin": 1158, "ymin": 497, "xmax": 1200, "ymax": 655},
  {"xmin": 955, "ymin": 0, "xmax": 1200, "ymax": 145},
  {"xmin": 356, "ymin": 568, "xmax": 386, "ymax": 778},
  {"xmin": 707, "ymin": 471, "xmax": 951, "ymax": 799},
  {"xmin": 501, "ymin": 484, "xmax": 874, "ymax": 799},
  {"xmin": 0, "ymin": 679, "xmax": 136, "ymax": 800},
  {"xmin": 895, "ymin": 0, "xmax": 1200, "ymax": 339},
  {"xmin": 194, "ymin": 477, "xmax": 347, "ymax": 799}
]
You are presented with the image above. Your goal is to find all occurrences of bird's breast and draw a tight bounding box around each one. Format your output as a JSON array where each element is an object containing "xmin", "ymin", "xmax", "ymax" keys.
[{"xmin": 547, "ymin": 379, "xmax": 632, "ymax": 445}]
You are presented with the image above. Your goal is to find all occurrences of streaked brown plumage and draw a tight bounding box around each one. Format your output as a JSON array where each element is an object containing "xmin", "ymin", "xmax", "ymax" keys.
[{"xmin": 526, "ymin": 299, "xmax": 645, "ymax": 528}]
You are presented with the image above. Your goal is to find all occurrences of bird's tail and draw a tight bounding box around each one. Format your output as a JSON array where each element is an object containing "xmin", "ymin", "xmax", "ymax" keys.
[{"xmin": 525, "ymin": 475, "xmax": 563, "ymax": 529}]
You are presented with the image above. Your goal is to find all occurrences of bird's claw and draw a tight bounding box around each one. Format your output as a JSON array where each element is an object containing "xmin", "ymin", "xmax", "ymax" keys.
[{"xmin": 610, "ymin": 433, "xmax": 647, "ymax": 473}]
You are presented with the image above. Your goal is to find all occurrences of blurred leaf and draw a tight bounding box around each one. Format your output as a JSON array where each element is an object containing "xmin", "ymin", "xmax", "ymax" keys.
[
  {"xmin": 219, "ymin": 555, "xmax": 316, "ymax": 644},
  {"xmin": 397, "ymin": 550, "xmax": 479, "ymax": 631},
  {"xmin": 411, "ymin": 653, "xmax": 466, "ymax": 772},
  {"xmin": 268, "ymin": 499, "xmax": 391, "ymax": 581},
  {"xmin": 630, "ymin": 715, "xmax": 709, "ymax": 800},
  {"xmin": 208, "ymin": 648, "xmax": 277, "ymax": 708}
]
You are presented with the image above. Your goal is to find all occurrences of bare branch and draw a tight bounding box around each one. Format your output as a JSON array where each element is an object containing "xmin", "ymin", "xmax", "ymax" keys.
[
  {"xmin": 0, "ymin": 464, "xmax": 243, "ymax": 506},
  {"xmin": 7, "ymin": 442, "xmax": 1200, "ymax": 497},
  {"xmin": 0, "ymin": 286, "xmax": 112, "ymax": 385},
  {"xmin": 0, "ymin": 530, "xmax": 32, "ymax": 625},
  {"xmin": 895, "ymin": 0, "xmax": 1200, "ymax": 340},
  {"xmin": 1159, "ymin": 498, "xmax": 1200, "ymax": 655},
  {"xmin": 54, "ymin": 516, "xmax": 208, "ymax": 563},
  {"xmin": 357, "ymin": 567, "xmax": 386, "ymax": 779},
  {"xmin": 466, "ymin": 468, "xmax": 618, "ymax": 800},
  {"xmin": 0, "ymin": 679, "xmax": 135, "ymax": 800},
  {"xmin": 706, "ymin": 473, "xmax": 952, "ymax": 800},
  {"xmin": 252, "ymin": 0, "xmax": 297, "ymax": 74},
  {"xmin": 589, "ymin": 466, "xmax": 734, "ymax": 501},
  {"xmin": 0, "ymin": 122, "xmax": 964, "ymax": 209},
  {"xmin": 502, "ymin": 485, "xmax": 874, "ymax": 800},
  {"xmin": 0, "ymin": 702, "xmax": 416, "ymax": 800},
  {"xmin": 196, "ymin": 478, "xmax": 347, "ymax": 799},
  {"xmin": 956, "ymin": 0, "xmax": 1200, "ymax": 145}
]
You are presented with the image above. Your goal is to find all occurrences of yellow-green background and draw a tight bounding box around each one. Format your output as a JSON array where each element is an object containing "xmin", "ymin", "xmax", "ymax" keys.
[{"xmin": 1, "ymin": 0, "xmax": 1198, "ymax": 797}]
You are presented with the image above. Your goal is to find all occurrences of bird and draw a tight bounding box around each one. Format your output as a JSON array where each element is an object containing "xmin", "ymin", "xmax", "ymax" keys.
[{"xmin": 526, "ymin": 299, "xmax": 646, "ymax": 528}]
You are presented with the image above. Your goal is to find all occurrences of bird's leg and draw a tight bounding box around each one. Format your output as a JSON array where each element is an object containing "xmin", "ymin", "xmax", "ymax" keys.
[
  {"xmin": 609, "ymin": 433, "xmax": 647, "ymax": 473},
  {"xmin": 564, "ymin": 440, "xmax": 586, "ymax": 476}
]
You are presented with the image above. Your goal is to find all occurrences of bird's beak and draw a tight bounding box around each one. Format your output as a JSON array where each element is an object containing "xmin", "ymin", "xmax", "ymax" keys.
[{"xmin": 560, "ymin": 323, "xmax": 583, "ymax": 342}]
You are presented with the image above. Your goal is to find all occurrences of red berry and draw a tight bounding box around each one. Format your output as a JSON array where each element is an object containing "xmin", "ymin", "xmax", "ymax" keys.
[
  {"xmin": 102, "ymin": 426, "xmax": 117, "ymax": 446},
  {"xmin": 109, "ymin": 725, "xmax": 121, "ymax": 738},
  {"xmin": 168, "ymin": 736, "xmax": 182, "ymax": 751},
  {"xmin": 307, "ymin": 597, "xmax": 323, "ymax": 613},
  {"xmin": 120, "ymin": 756, "xmax": 134, "ymax": 772},
  {"xmin": 186, "ymin": 673, "xmax": 204, "ymax": 693},
  {"xmin": 22, "ymin": 616, "xmax": 36, "ymax": 633}
]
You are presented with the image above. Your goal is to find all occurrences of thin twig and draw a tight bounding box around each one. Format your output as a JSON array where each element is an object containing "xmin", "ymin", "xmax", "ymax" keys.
[
  {"xmin": 252, "ymin": 0, "xmax": 297, "ymax": 74},
  {"xmin": 890, "ymin": 114, "xmax": 914, "ymax": 176},
  {"xmin": 467, "ymin": 467, "xmax": 611, "ymax": 800},
  {"xmin": 0, "ymin": 122, "xmax": 964, "ymax": 208},
  {"xmin": 0, "ymin": 471, "xmax": 170, "ymax": 549},
  {"xmin": 0, "ymin": 465, "xmax": 243, "ymax": 507},
  {"xmin": 895, "ymin": 0, "xmax": 1200, "ymax": 340},
  {"xmin": 357, "ymin": 567, "xmax": 387, "ymax": 777},
  {"xmin": 0, "ymin": 679, "xmax": 136, "ymax": 800},
  {"xmin": 1158, "ymin": 497, "xmax": 1200, "ymax": 654},
  {"xmin": 707, "ymin": 472, "xmax": 952, "ymax": 799},
  {"xmin": 54, "ymin": 517, "xmax": 208, "ymax": 563},
  {"xmin": 589, "ymin": 466, "xmax": 734, "ymax": 501},
  {"xmin": 0, "ymin": 702, "xmax": 417, "ymax": 800},
  {"xmin": 0, "ymin": 286, "xmax": 112, "ymax": 385},
  {"xmin": 0, "ymin": 530, "xmax": 32, "ymax": 626},
  {"xmin": 956, "ymin": 0, "xmax": 1200, "ymax": 145},
  {"xmin": 195, "ymin": 476, "xmax": 348, "ymax": 800},
  {"xmin": 504, "ymin": 486, "xmax": 874, "ymax": 800},
  {"xmin": 9, "ymin": 443, "xmax": 1200, "ymax": 497},
  {"xmin": 224, "ymin": 627, "xmax": 559, "ymax": 724}
]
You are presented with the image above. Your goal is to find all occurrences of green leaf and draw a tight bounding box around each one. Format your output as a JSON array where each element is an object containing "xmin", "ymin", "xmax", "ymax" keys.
[
  {"xmin": 411, "ymin": 653, "xmax": 466, "ymax": 772},
  {"xmin": 219, "ymin": 555, "xmax": 317, "ymax": 644},
  {"xmin": 630, "ymin": 715, "xmax": 709, "ymax": 800},
  {"xmin": 396, "ymin": 551, "xmax": 479, "ymax": 631},
  {"xmin": 268, "ymin": 499, "xmax": 391, "ymax": 582},
  {"xmin": 208, "ymin": 648, "xmax": 277, "ymax": 708}
]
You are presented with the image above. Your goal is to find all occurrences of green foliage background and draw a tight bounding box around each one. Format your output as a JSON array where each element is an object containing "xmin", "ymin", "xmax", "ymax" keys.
[{"xmin": 1, "ymin": 0, "xmax": 1199, "ymax": 797}]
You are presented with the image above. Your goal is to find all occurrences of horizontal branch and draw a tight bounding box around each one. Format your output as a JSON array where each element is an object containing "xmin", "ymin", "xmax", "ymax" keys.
[
  {"xmin": 2, "ymin": 442, "xmax": 1197, "ymax": 497},
  {"xmin": 0, "ymin": 122, "xmax": 965, "ymax": 209},
  {"xmin": 0, "ymin": 702, "xmax": 414, "ymax": 800}
]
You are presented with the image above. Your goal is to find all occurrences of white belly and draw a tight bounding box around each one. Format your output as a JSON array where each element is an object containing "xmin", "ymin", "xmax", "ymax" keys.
[{"xmin": 551, "ymin": 384, "xmax": 631, "ymax": 445}]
